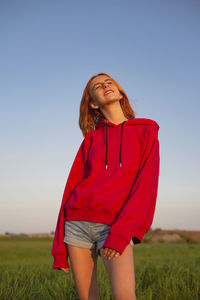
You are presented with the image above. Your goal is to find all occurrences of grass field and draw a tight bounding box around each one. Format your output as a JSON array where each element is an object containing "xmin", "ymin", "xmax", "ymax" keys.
[{"xmin": 0, "ymin": 237, "xmax": 199, "ymax": 300}]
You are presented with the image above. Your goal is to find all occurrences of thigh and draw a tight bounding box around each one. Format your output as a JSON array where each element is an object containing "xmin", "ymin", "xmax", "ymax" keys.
[
  {"xmin": 67, "ymin": 244, "xmax": 100, "ymax": 300},
  {"xmin": 100, "ymin": 244, "xmax": 136, "ymax": 300}
]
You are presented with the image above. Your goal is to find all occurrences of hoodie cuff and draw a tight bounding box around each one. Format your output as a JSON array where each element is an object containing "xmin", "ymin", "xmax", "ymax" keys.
[
  {"xmin": 102, "ymin": 225, "xmax": 148, "ymax": 254},
  {"xmin": 102, "ymin": 233, "xmax": 131, "ymax": 255},
  {"xmin": 134, "ymin": 224, "xmax": 148, "ymax": 242},
  {"xmin": 53, "ymin": 254, "xmax": 70, "ymax": 270}
]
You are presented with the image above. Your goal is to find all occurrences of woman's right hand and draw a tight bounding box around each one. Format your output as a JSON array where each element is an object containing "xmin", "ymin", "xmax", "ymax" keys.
[{"xmin": 60, "ymin": 267, "xmax": 70, "ymax": 274}]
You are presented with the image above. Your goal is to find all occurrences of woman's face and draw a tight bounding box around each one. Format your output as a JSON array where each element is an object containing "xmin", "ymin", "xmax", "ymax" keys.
[{"xmin": 89, "ymin": 75, "xmax": 123, "ymax": 110}]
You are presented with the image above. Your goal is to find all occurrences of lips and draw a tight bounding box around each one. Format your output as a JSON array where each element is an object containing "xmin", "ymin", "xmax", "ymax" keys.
[{"xmin": 104, "ymin": 89, "xmax": 113, "ymax": 95}]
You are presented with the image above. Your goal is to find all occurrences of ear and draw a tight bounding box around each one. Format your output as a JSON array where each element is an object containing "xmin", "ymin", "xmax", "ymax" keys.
[
  {"xmin": 90, "ymin": 101, "xmax": 99, "ymax": 109},
  {"xmin": 119, "ymin": 92, "xmax": 123, "ymax": 100}
]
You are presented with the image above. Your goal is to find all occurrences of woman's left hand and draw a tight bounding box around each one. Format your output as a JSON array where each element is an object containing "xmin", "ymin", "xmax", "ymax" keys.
[{"xmin": 103, "ymin": 247, "xmax": 120, "ymax": 260}]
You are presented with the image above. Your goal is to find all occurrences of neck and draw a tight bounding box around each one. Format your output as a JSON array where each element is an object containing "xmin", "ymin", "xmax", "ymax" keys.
[{"xmin": 100, "ymin": 102, "xmax": 128, "ymax": 125}]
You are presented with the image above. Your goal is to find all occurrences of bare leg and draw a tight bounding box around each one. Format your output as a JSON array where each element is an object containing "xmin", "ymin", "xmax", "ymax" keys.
[
  {"xmin": 67, "ymin": 244, "xmax": 100, "ymax": 300},
  {"xmin": 100, "ymin": 244, "xmax": 136, "ymax": 300}
]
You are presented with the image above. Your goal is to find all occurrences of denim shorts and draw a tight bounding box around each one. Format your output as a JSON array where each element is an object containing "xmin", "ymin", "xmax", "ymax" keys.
[{"xmin": 63, "ymin": 220, "xmax": 134, "ymax": 257}]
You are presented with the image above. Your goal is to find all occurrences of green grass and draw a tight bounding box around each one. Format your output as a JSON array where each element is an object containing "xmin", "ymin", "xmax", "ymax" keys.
[{"xmin": 0, "ymin": 238, "xmax": 199, "ymax": 299}]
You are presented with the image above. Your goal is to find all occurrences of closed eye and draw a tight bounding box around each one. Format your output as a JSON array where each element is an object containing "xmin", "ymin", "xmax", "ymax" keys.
[{"xmin": 95, "ymin": 80, "xmax": 113, "ymax": 89}]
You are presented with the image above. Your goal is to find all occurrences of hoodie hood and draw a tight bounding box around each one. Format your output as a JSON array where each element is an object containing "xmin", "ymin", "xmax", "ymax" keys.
[{"xmin": 95, "ymin": 117, "xmax": 160, "ymax": 170}]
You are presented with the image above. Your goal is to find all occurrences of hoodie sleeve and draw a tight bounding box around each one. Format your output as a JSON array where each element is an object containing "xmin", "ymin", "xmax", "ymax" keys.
[
  {"xmin": 102, "ymin": 125, "xmax": 160, "ymax": 254},
  {"xmin": 51, "ymin": 131, "xmax": 92, "ymax": 270}
]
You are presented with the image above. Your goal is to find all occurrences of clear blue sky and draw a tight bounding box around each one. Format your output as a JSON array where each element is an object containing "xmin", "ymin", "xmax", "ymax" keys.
[{"xmin": 0, "ymin": 0, "xmax": 199, "ymax": 234}]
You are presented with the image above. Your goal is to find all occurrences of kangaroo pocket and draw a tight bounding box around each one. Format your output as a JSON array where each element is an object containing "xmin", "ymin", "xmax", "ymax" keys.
[
  {"xmin": 65, "ymin": 181, "xmax": 130, "ymax": 217},
  {"xmin": 65, "ymin": 160, "xmax": 139, "ymax": 213}
]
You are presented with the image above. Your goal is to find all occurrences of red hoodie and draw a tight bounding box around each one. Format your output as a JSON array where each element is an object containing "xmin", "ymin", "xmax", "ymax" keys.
[{"xmin": 51, "ymin": 117, "xmax": 160, "ymax": 270}]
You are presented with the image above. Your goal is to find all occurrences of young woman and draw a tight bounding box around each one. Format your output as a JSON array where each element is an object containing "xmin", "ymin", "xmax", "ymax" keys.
[{"xmin": 51, "ymin": 72, "xmax": 160, "ymax": 300}]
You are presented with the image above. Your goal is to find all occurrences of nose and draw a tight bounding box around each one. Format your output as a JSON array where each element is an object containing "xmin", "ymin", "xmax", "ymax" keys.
[{"xmin": 103, "ymin": 81, "xmax": 109, "ymax": 88}]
